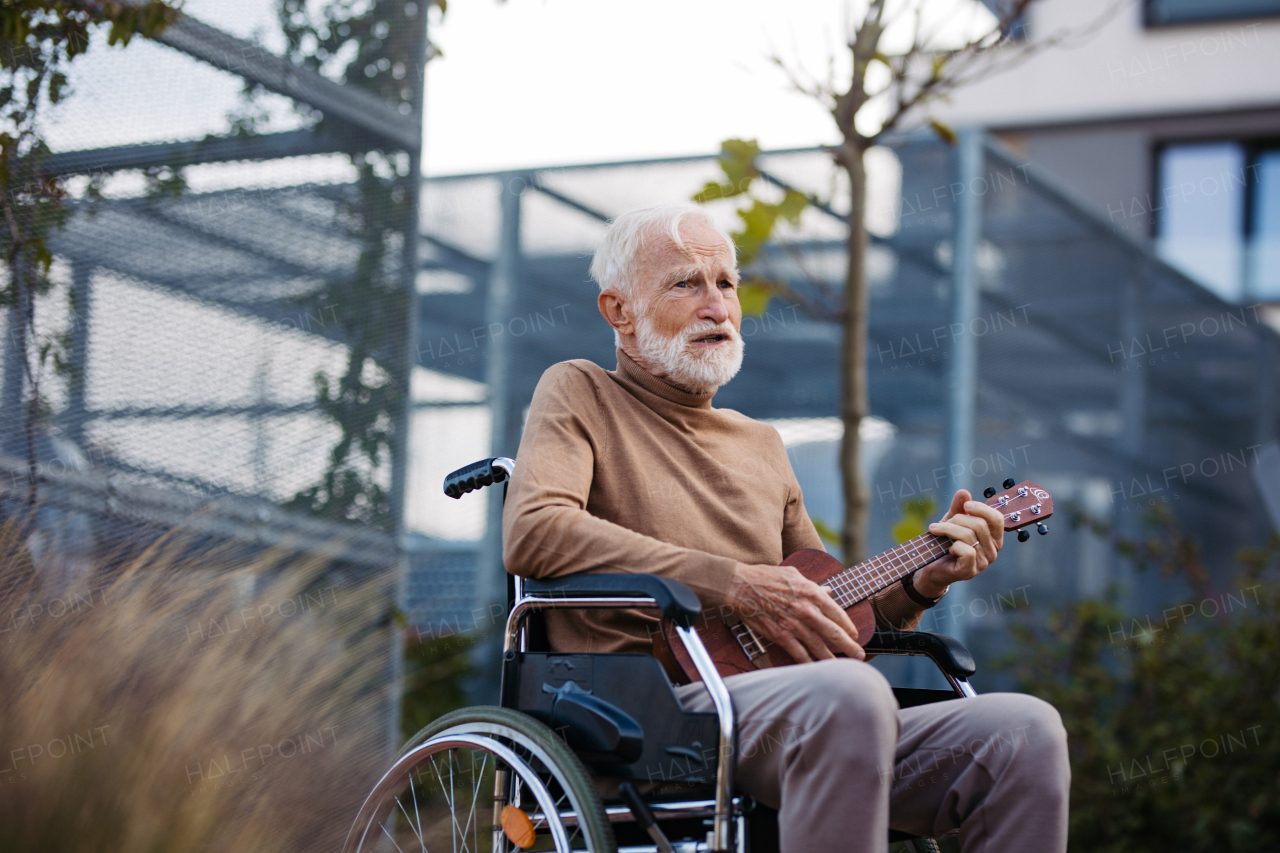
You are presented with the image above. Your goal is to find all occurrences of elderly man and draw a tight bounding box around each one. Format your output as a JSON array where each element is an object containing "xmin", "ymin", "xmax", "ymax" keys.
[{"xmin": 502, "ymin": 203, "xmax": 1069, "ymax": 852}]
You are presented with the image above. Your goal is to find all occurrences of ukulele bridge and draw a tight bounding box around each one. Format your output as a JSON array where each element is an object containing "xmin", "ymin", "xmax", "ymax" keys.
[{"xmin": 731, "ymin": 621, "xmax": 768, "ymax": 661}]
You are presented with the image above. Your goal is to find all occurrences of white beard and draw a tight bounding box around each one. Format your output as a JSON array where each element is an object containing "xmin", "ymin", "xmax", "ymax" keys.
[{"xmin": 634, "ymin": 312, "xmax": 744, "ymax": 394}]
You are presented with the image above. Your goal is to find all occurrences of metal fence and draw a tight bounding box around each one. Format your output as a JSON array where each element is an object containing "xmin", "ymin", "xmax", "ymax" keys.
[
  {"xmin": 0, "ymin": 4, "xmax": 425, "ymax": 835},
  {"xmin": 408, "ymin": 134, "xmax": 1280, "ymax": 688}
]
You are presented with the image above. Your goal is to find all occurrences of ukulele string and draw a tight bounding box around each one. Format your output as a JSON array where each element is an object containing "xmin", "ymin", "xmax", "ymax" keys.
[{"xmin": 737, "ymin": 534, "xmax": 953, "ymax": 660}]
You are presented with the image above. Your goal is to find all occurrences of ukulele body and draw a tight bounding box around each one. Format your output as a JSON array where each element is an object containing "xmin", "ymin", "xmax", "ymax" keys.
[
  {"xmin": 655, "ymin": 549, "xmax": 878, "ymax": 685},
  {"xmin": 652, "ymin": 480, "xmax": 1053, "ymax": 685}
]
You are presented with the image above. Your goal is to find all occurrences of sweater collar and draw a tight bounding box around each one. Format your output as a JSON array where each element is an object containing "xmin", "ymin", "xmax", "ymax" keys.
[{"xmin": 615, "ymin": 349, "xmax": 716, "ymax": 410}]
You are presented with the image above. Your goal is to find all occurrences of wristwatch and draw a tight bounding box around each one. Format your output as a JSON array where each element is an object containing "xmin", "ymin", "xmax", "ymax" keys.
[{"xmin": 902, "ymin": 572, "xmax": 947, "ymax": 608}]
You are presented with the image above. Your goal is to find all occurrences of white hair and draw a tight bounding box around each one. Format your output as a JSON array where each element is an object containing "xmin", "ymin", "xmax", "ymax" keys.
[{"xmin": 588, "ymin": 203, "xmax": 737, "ymax": 301}]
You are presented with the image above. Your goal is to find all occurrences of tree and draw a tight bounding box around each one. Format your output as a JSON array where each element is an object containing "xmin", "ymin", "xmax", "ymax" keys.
[
  {"xmin": 0, "ymin": 1, "xmax": 177, "ymax": 513},
  {"xmin": 695, "ymin": 0, "xmax": 1101, "ymax": 562}
]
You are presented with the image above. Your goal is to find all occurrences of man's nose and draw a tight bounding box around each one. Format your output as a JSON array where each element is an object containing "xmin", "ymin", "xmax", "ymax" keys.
[{"xmin": 697, "ymin": 285, "xmax": 730, "ymax": 325}]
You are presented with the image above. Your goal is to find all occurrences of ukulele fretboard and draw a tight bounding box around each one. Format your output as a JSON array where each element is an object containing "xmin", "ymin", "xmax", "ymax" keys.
[{"xmin": 825, "ymin": 533, "xmax": 951, "ymax": 607}]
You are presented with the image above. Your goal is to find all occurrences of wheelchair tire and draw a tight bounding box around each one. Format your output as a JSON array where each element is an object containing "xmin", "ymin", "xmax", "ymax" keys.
[{"xmin": 345, "ymin": 706, "xmax": 616, "ymax": 853}]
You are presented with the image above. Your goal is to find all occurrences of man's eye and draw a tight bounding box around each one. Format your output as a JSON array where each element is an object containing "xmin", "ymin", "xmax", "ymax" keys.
[
  {"xmin": 719, "ymin": 280, "xmax": 734, "ymax": 289},
  {"xmin": 674, "ymin": 281, "xmax": 689, "ymax": 288}
]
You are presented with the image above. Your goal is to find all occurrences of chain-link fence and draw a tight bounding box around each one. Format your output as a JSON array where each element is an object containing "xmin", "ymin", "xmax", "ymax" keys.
[{"xmin": 0, "ymin": 3, "xmax": 427, "ymax": 838}]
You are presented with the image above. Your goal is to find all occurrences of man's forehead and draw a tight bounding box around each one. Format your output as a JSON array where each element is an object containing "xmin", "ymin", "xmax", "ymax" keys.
[{"xmin": 644, "ymin": 220, "xmax": 733, "ymax": 264}]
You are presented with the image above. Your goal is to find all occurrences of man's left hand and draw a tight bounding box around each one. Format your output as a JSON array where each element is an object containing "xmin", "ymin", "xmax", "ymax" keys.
[{"xmin": 912, "ymin": 489, "xmax": 1005, "ymax": 599}]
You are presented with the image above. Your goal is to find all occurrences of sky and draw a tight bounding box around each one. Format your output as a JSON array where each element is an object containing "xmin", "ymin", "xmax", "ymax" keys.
[
  {"xmin": 43, "ymin": 0, "xmax": 997, "ymax": 176},
  {"xmin": 421, "ymin": 0, "xmax": 996, "ymax": 174}
]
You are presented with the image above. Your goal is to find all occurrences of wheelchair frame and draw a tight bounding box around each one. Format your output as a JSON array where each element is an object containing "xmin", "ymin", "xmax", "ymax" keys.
[{"xmin": 350, "ymin": 456, "xmax": 981, "ymax": 853}]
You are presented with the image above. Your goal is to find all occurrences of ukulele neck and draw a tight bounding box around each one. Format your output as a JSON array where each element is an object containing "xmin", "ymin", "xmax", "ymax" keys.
[{"xmin": 826, "ymin": 533, "xmax": 951, "ymax": 607}]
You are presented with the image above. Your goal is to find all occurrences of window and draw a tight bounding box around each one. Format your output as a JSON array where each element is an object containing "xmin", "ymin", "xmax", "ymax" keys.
[
  {"xmin": 1156, "ymin": 140, "xmax": 1280, "ymax": 303},
  {"xmin": 1145, "ymin": 0, "xmax": 1280, "ymax": 26}
]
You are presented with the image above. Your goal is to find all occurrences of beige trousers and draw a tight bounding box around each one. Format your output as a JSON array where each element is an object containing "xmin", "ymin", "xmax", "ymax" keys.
[{"xmin": 675, "ymin": 658, "xmax": 1070, "ymax": 853}]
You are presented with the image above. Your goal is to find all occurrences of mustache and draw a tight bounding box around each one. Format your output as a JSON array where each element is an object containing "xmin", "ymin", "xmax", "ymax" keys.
[{"xmin": 679, "ymin": 319, "xmax": 741, "ymax": 342}]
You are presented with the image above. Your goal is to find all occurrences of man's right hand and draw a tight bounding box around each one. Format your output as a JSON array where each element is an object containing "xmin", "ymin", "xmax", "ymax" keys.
[{"xmin": 725, "ymin": 563, "xmax": 865, "ymax": 663}]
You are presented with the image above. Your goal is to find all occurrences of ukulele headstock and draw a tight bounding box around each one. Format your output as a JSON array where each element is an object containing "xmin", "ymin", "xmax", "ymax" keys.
[{"xmin": 982, "ymin": 479, "xmax": 1053, "ymax": 541}]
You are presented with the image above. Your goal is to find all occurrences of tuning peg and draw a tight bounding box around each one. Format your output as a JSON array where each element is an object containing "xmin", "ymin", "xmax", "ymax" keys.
[
  {"xmin": 1017, "ymin": 529, "xmax": 1031, "ymax": 542},
  {"xmin": 1037, "ymin": 522, "xmax": 1049, "ymax": 536},
  {"xmin": 1003, "ymin": 478, "xmax": 1016, "ymax": 489},
  {"xmin": 983, "ymin": 486, "xmax": 997, "ymax": 498}
]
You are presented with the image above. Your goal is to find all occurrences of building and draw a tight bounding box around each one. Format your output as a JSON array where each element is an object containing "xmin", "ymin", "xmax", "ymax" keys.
[{"xmin": 943, "ymin": 0, "xmax": 1280, "ymax": 313}]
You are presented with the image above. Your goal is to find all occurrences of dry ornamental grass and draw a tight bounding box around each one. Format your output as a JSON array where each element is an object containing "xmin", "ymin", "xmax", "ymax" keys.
[{"xmin": 0, "ymin": 515, "xmax": 396, "ymax": 853}]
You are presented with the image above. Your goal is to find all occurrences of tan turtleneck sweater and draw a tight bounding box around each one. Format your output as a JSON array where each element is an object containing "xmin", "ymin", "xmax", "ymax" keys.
[{"xmin": 502, "ymin": 350, "xmax": 928, "ymax": 654}]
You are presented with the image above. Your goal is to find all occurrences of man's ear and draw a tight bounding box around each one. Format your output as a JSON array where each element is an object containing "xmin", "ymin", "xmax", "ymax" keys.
[{"xmin": 598, "ymin": 290, "xmax": 635, "ymax": 337}]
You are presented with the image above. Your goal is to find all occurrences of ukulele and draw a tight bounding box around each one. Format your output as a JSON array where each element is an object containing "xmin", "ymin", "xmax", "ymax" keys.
[{"xmin": 654, "ymin": 480, "xmax": 1054, "ymax": 684}]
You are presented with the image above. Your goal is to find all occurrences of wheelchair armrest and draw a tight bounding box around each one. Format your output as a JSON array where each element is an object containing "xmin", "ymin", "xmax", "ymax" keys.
[
  {"xmin": 864, "ymin": 630, "xmax": 977, "ymax": 678},
  {"xmin": 523, "ymin": 574, "xmax": 702, "ymax": 628}
]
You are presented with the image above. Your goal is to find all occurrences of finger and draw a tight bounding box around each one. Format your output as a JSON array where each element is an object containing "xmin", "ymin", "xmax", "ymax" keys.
[
  {"xmin": 755, "ymin": 615, "xmax": 814, "ymax": 664},
  {"xmin": 921, "ymin": 554, "xmax": 960, "ymax": 586},
  {"xmin": 808, "ymin": 608, "xmax": 863, "ymax": 658},
  {"xmin": 964, "ymin": 500, "xmax": 1006, "ymax": 552},
  {"xmin": 817, "ymin": 587, "xmax": 860, "ymax": 641},
  {"xmin": 776, "ymin": 634, "xmax": 814, "ymax": 664},
  {"xmin": 947, "ymin": 540, "xmax": 980, "ymax": 579},
  {"xmin": 781, "ymin": 613, "xmax": 836, "ymax": 662},
  {"xmin": 941, "ymin": 488, "xmax": 971, "ymax": 522},
  {"xmin": 778, "ymin": 588, "xmax": 860, "ymax": 659},
  {"xmin": 930, "ymin": 519, "xmax": 979, "ymax": 549},
  {"xmin": 948, "ymin": 511, "xmax": 998, "ymax": 563}
]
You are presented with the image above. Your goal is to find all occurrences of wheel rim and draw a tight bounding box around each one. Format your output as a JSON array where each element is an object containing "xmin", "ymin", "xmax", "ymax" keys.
[{"xmin": 348, "ymin": 723, "xmax": 598, "ymax": 852}]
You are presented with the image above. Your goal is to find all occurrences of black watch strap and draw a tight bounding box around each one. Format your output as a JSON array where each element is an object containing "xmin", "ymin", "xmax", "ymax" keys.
[{"xmin": 902, "ymin": 572, "xmax": 944, "ymax": 608}]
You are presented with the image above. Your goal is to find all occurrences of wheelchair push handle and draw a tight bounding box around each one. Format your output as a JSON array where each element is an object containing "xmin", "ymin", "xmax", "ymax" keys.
[{"xmin": 443, "ymin": 457, "xmax": 515, "ymax": 499}]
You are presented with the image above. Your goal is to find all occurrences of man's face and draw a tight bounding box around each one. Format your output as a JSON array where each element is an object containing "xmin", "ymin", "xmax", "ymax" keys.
[{"xmin": 627, "ymin": 219, "xmax": 744, "ymax": 392}]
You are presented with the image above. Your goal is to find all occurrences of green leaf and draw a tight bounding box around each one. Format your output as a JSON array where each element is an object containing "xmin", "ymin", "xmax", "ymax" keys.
[
  {"xmin": 890, "ymin": 495, "xmax": 937, "ymax": 544},
  {"xmin": 811, "ymin": 517, "xmax": 841, "ymax": 547},
  {"xmin": 737, "ymin": 279, "xmax": 774, "ymax": 317},
  {"xmin": 928, "ymin": 119, "xmax": 958, "ymax": 147},
  {"xmin": 717, "ymin": 137, "xmax": 761, "ymax": 192},
  {"xmin": 777, "ymin": 188, "xmax": 808, "ymax": 226},
  {"xmin": 735, "ymin": 198, "xmax": 781, "ymax": 249},
  {"xmin": 691, "ymin": 180, "xmax": 742, "ymax": 204}
]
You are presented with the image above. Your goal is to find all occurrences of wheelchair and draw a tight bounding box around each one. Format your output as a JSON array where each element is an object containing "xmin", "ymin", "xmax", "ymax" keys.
[{"xmin": 345, "ymin": 457, "xmax": 981, "ymax": 853}]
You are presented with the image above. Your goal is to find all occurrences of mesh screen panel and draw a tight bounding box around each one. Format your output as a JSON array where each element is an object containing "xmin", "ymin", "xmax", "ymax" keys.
[{"xmin": 0, "ymin": 4, "xmax": 419, "ymax": 835}]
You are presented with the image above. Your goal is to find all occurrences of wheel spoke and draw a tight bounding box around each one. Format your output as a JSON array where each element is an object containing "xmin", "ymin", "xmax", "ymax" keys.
[
  {"xmin": 457, "ymin": 750, "xmax": 489, "ymax": 852},
  {"xmin": 380, "ymin": 817, "xmax": 410, "ymax": 853},
  {"xmin": 349, "ymin": 717, "xmax": 610, "ymax": 853},
  {"xmin": 410, "ymin": 772, "xmax": 425, "ymax": 849},
  {"xmin": 394, "ymin": 779, "xmax": 426, "ymax": 851},
  {"xmin": 447, "ymin": 754, "xmax": 461, "ymax": 853}
]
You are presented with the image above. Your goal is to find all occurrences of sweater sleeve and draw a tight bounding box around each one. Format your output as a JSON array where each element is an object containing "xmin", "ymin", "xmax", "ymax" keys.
[
  {"xmin": 502, "ymin": 364, "xmax": 739, "ymax": 607},
  {"xmin": 870, "ymin": 581, "xmax": 931, "ymax": 632}
]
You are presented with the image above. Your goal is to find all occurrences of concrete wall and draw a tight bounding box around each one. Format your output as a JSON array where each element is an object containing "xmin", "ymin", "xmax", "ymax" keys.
[
  {"xmin": 931, "ymin": 0, "xmax": 1280, "ymax": 235},
  {"xmin": 938, "ymin": 0, "xmax": 1280, "ymax": 129}
]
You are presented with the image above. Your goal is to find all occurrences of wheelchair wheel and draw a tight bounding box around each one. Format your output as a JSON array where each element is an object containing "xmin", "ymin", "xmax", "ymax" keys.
[{"xmin": 345, "ymin": 706, "xmax": 616, "ymax": 853}]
